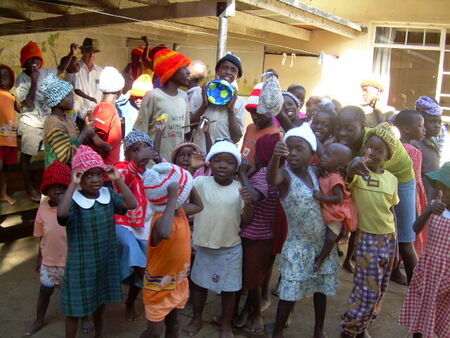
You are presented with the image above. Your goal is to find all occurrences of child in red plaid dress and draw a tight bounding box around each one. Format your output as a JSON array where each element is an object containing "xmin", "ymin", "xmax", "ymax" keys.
[{"xmin": 398, "ymin": 162, "xmax": 450, "ymax": 338}]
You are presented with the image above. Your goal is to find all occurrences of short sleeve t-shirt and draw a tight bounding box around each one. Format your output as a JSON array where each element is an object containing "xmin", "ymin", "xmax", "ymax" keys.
[
  {"xmin": 241, "ymin": 124, "xmax": 280, "ymax": 167},
  {"xmin": 34, "ymin": 199, "xmax": 67, "ymax": 267},
  {"xmin": 0, "ymin": 90, "xmax": 17, "ymax": 147},
  {"xmin": 240, "ymin": 167, "xmax": 277, "ymax": 240},
  {"xmin": 74, "ymin": 62, "xmax": 103, "ymax": 117},
  {"xmin": 15, "ymin": 68, "xmax": 57, "ymax": 128},
  {"xmin": 134, "ymin": 88, "xmax": 189, "ymax": 160},
  {"xmin": 93, "ymin": 102, "xmax": 122, "ymax": 166},
  {"xmin": 349, "ymin": 171, "xmax": 399, "ymax": 234},
  {"xmin": 189, "ymin": 86, "xmax": 246, "ymax": 143},
  {"xmin": 193, "ymin": 176, "xmax": 244, "ymax": 248}
]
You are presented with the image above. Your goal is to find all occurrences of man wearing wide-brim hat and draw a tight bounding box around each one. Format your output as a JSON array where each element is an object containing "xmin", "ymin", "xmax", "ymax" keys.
[{"xmin": 74, "ymin": 38, "xmax": 103, "ymax": 119}]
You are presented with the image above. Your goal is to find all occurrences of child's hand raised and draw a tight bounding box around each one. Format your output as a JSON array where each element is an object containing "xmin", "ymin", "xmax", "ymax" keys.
[
  {"xmin": 273, "ymin": 141, "xmax": 289, "ymax": 158},
  {"xmin": 72, "ymin": 169, "xmax": 83, "ymax": 185},
  {"xmin": 239, "ymin": 187, "xmax": 253, "ymax": 206},
  {"xmin": 167, "ymin": 182, "xmax": 179, "ymax": 200},
  {"xmin": 238, "ymin": 158, "xmax": 251, "ymax": 177},
  {"xmin": 428, "ymin": 190, "xmax": 445, "ymax": 215},
  {"xmin": 190, "ymin": 151, "xmax": 206, "ymax": 170},
  {"xmin": 106, "ymin": 165, "xmax": 120, "ymax": 181}
]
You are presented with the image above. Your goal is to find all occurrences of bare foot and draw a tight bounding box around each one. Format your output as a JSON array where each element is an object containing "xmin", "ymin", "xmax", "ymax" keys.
[
  {"xmin": 342, "ymin": 260, "xmax": 355, "ymax": 274},
  {"xmin": 27, "ymin": 190, "xmax": 41, "ymax": 202},
  {"xmin": 81, "ymin": 317, "xmax": 94, "ymax": 334},
  {"xmin": 390, "ymin": 269, "xmax": 407, "ymax": 286},
  {"xmin": 244, "ymin": 313, "xmax": 264, "ymax": 335},
  {"xmin": 183, "ymin": 318, "xmax": 203, "ymax": 337},
  {"xmin": 125, "ymin": 303, "xmax": 140, "ymax": 321},
  {"xmin": 261, "ymin": 298, "xmax": 271, "ymax": 312},
  {"xmin": 0, "ymin": 194, "xmax": 16, "ymax": 205},
  {"xmin": 24, "ymin": 320, "xmax": 44, "ymax": 336},
  {"xmin": 234, "ymin": 309, "xmax": 249, "ymax": 328},
  {"xmin": 219, "ymin": 324, "xmax": 234, "ymax": 338},
  {"xmin": 314, "ymin": 326, "xmax": 327, "ymax": 338}
]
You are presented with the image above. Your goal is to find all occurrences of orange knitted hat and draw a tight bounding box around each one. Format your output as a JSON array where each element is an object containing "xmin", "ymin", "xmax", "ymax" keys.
[
  {"xmin": 20, "ymin": 41, "xmax": 44, "ymax": 69},
  {"xmin": 130, "ymin": 74, "xmax": 153, "ymax": 97},
  {"xmin": 153, "ymin": 49, "xmax": 191, "ymax": 85}
]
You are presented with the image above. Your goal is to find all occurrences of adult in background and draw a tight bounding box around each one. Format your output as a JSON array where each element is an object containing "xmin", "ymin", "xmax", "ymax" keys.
[
  {"xmin": 74, "ymin": 38, "xmax": 103, "ymax": 119},
  {"xmin": 360, "ymin": 78, "xmax": 395, "ymax": 128},
  {"xmin": 190, "ymin": 53, "xmax": 246, "ymax": 143},
  {"xmin": 122, "ymin": 46, "xmax": 144, "ymax": 94}
]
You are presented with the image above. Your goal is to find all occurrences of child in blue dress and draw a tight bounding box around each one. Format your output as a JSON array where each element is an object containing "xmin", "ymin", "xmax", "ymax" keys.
[
  {"xmin": 57, "ymin": 145, "xmax": 137, "ymax": 338},
  {"xmin": 267, "ymin": 123, "xmax": 339, "ymax": 338}
]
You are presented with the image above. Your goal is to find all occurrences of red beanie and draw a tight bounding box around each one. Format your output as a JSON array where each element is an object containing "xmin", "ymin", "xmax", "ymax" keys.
[
  {"xmin": 40, "ymin": 160, "xmax": 71, "ymax": 195},
  {"xmin": 131, "ymin": 46, "xmax": 144, "ymax": 57},
  {"xmin": 245, "ymin": 82, "xmax": 263, "ymax": 111},
  {"xmin": 153, "ymin": 49, "xmax": 191, "ymax": 85},
  {"xmin": 20, "ymin": 41, "xmax": 44, "ymax": 69}
]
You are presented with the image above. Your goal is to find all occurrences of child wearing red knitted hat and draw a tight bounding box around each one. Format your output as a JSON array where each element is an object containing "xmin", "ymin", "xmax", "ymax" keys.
[
  {"xmin": 140, "ymin": 163, "xmax": 203, "ymax": 338},
  {"xmin": 25, "ymin": 160, "xmax": 91, "ymax": 336},
  {"xmin": 58, "ymin": 145, "xmax": 137, "ymax": 338},
  {"xmin": 16, "ymin": 41, "xmax": 62, "ymax": 201},
  {"xmin": 133, "ymin": 48, "xmax": 191, "ymax": 161}
]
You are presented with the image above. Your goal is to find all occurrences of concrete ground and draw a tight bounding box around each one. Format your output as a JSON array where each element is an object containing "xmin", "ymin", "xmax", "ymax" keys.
[{"xmin": 0, "ymin": 236, "xmax": 411, "ymax": 338}]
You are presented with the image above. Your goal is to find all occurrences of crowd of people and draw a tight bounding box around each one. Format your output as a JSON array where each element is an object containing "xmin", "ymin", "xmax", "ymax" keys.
[{"xmin": 0, "ymin": 35, "xmax": 448, "ymax": 338}]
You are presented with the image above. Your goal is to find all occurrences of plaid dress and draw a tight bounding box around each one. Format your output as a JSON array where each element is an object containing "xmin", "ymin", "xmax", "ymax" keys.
[
  {"xmin": 398, "ymin": 213, "xmax": 450, "ymax": 337},
  {"xmin": 60, "ymin": 187, "xmax": 126, "ymax": 317}
]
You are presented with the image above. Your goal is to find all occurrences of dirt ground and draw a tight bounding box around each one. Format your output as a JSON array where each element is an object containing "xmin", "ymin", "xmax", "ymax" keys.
[{"xmin": 0, "ymin": 236, "xmax": 412, "ymax": 338}]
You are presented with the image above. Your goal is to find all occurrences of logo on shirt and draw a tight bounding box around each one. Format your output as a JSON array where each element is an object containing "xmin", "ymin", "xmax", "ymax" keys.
[{"xmin": 362, "ymin": 175, "xmax": 380, "ymax": 187}]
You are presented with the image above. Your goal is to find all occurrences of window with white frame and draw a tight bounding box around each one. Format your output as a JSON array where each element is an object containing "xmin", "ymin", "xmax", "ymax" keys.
[{"xmin": 373, "ymin": 26, "xmax": 450, "ymax": 118}]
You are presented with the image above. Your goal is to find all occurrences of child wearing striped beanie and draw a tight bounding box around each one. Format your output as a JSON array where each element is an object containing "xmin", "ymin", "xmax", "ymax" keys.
[
  {"xmin": 140, "ymin": 163, "xmax": 202, "ymax": 336},
  {"xmin": 133, "ymin": 49, "xmax": 192, "ymax": 161}
]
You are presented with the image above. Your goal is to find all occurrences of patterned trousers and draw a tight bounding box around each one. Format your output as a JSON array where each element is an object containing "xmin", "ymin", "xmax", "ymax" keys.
[{"xmin": 341, "ymin": 231, "xmax": 396, "ymax": 335}]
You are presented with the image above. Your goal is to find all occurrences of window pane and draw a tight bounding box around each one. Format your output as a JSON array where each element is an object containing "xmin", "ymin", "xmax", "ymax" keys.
[
  {"xmin": 425, "ymin": 30, "xmax": 440, "ymax": 46},
  {"xmin": 439, "ymin": 95, "xmax": 450, "ymax": 107},
  {"xmin": 374, "ymin": 48, "xmax": 440, "ymax": 110},
  {"xmin": 407, "ymin": 29, "xmax": 425, "ymax": 45},
  {"xmin": 392, "ymin": 28, "xmax": 406, "ymax": 44},
  {"xmin": 441, "ymin": 74, "xmax": 450, "ymax": 94},
  {"xmin": 444, "ymin": 52, "xmax": 450, "ymax": 72},
  {"xmin": 446, "ymin": 32, "xmax": 450, "ymax": 49},
  {"xmin": 375, "ymin": 27, "xmax": 391, "ymax": 44}
]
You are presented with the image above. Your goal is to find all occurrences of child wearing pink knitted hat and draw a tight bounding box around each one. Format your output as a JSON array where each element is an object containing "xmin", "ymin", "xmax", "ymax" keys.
[
  {"xmin": 58, "ymin": 145, "xmax": 137, "ymax": 338},
  {"xmin": 140, "ymin": 163, "xmax": 203, "ymax": 338}
]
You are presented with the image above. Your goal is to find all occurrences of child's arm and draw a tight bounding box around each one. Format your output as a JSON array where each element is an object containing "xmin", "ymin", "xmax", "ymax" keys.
[
  {"xmin": 313, "ymin": 226, "xmax": 338, "ymax": 271},
  {"xmin": 22, "ymin": 70, "xmax": 39, "ymax": 109},
  {"xmin": 154, "ymin": 120, "xmax": 165, "ymax": 158},
  {"xmin": 57, "ymin": 43, "xmax": 78, "ymax": 75},
  {"xmin": 152, "ymin": 182, "xmax": 179, "ymax": 246},
  {"xmin": 74, "ymin": 89, "xmax": 97, "ymax": 104},
  {"xmin": 413, "ymin": 191, "xmax": 445, "ymax": 234},
  {"xmin": 238, "ymin": 159, "xmax": 263, "ymax": 203},
  {"xmin": 313, "ymin": 184, "xmax": 344, "ymax": 204},
  {"xmin": 57, "ymin": 170, "xmax": 82, "ymax": 220},
  {"xmin": 140, "ymin": 36, "xmax": 152, "ymax": 70},
  {"xmin": 182, "ymin": 187, "xmax": 203, "ymax": 216},
  {"xmin": 346, "ymin": 148, "xmax": 371, "ymax": 181},
  {"xmin": 276, "ymin": 111, "xmax": 295, "ymax": 131},
  {"xmin": 226, "ymin": 93, "xmax": 243, "ymax": 143},
  {"xmin": 240, "ymin": 187, "xmax": 254, "ymax": 225},
  {"xmin": 106, "ymin": 166, "xmax": 138, "ymax": 210},
  {"xmin": 267, "ymin": 141, "xmax": 290, "ymax": 197}
]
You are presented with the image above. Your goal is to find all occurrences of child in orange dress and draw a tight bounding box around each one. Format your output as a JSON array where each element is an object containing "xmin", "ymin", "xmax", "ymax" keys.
[
  {"xmin": 313, "ymin": 142, "xmax": 358, "ymax": 270},
  {"xmin": 0, "ymin": 64, "xmax": 19, "ymax": 205},
  {"xmin": 140, "ymin": 163, "xmax": 203, "ymax": 337}
]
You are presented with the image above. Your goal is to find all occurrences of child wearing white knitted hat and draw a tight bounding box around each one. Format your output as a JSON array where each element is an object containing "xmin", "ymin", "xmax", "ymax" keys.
[
  {"xmin": 140, "ymin": 163, "xmax": 203, "ymax": 338},
  {"xmin": 184, "ymin": 139, "xmax": 254, "ymax": 338}
]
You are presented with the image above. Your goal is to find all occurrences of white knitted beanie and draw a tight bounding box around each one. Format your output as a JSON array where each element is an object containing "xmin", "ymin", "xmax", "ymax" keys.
[
  {"xmin": 284, "ymin": 123, "xmax": 317, "ymax": 152},
  {"xmin": 143, "ymin": 163, "xmax": 193, "ymax": 212},
  {"xmin": 205, "ymin": 139, "xmax": 241, "ymax": 166},
  {"xmin": 99, "ymin": 66, "xmax": 125, "ymax": 93}
]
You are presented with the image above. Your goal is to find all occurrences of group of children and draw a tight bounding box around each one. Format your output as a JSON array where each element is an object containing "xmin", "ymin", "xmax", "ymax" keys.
[{"xmin": 0, "ymin": 39, "xmax": 448, "ymax": 338}]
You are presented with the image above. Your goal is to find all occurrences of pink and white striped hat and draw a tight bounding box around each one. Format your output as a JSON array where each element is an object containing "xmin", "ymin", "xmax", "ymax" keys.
[
  {"xmin": 143, "ymin": 163, "xmax": 193, "ymax": 212},
  {"xmin": 71, "ymin": 145, "xmax": 107, "ymax": 173}
]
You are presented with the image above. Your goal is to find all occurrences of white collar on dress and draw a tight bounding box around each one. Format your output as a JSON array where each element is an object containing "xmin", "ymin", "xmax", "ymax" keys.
[
  {"xmin": 73, "ymin": 187, "xmax": 111, "ymax": 209},
  {"xmin": 443, "ymin": 209, "xmax": 450, "ymax": 219}
]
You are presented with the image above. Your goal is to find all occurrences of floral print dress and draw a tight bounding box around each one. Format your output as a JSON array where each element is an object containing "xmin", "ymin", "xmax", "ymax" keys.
[{"xmin": 279, "ymin": 167, "xmax": 339, "ymax": 301}]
